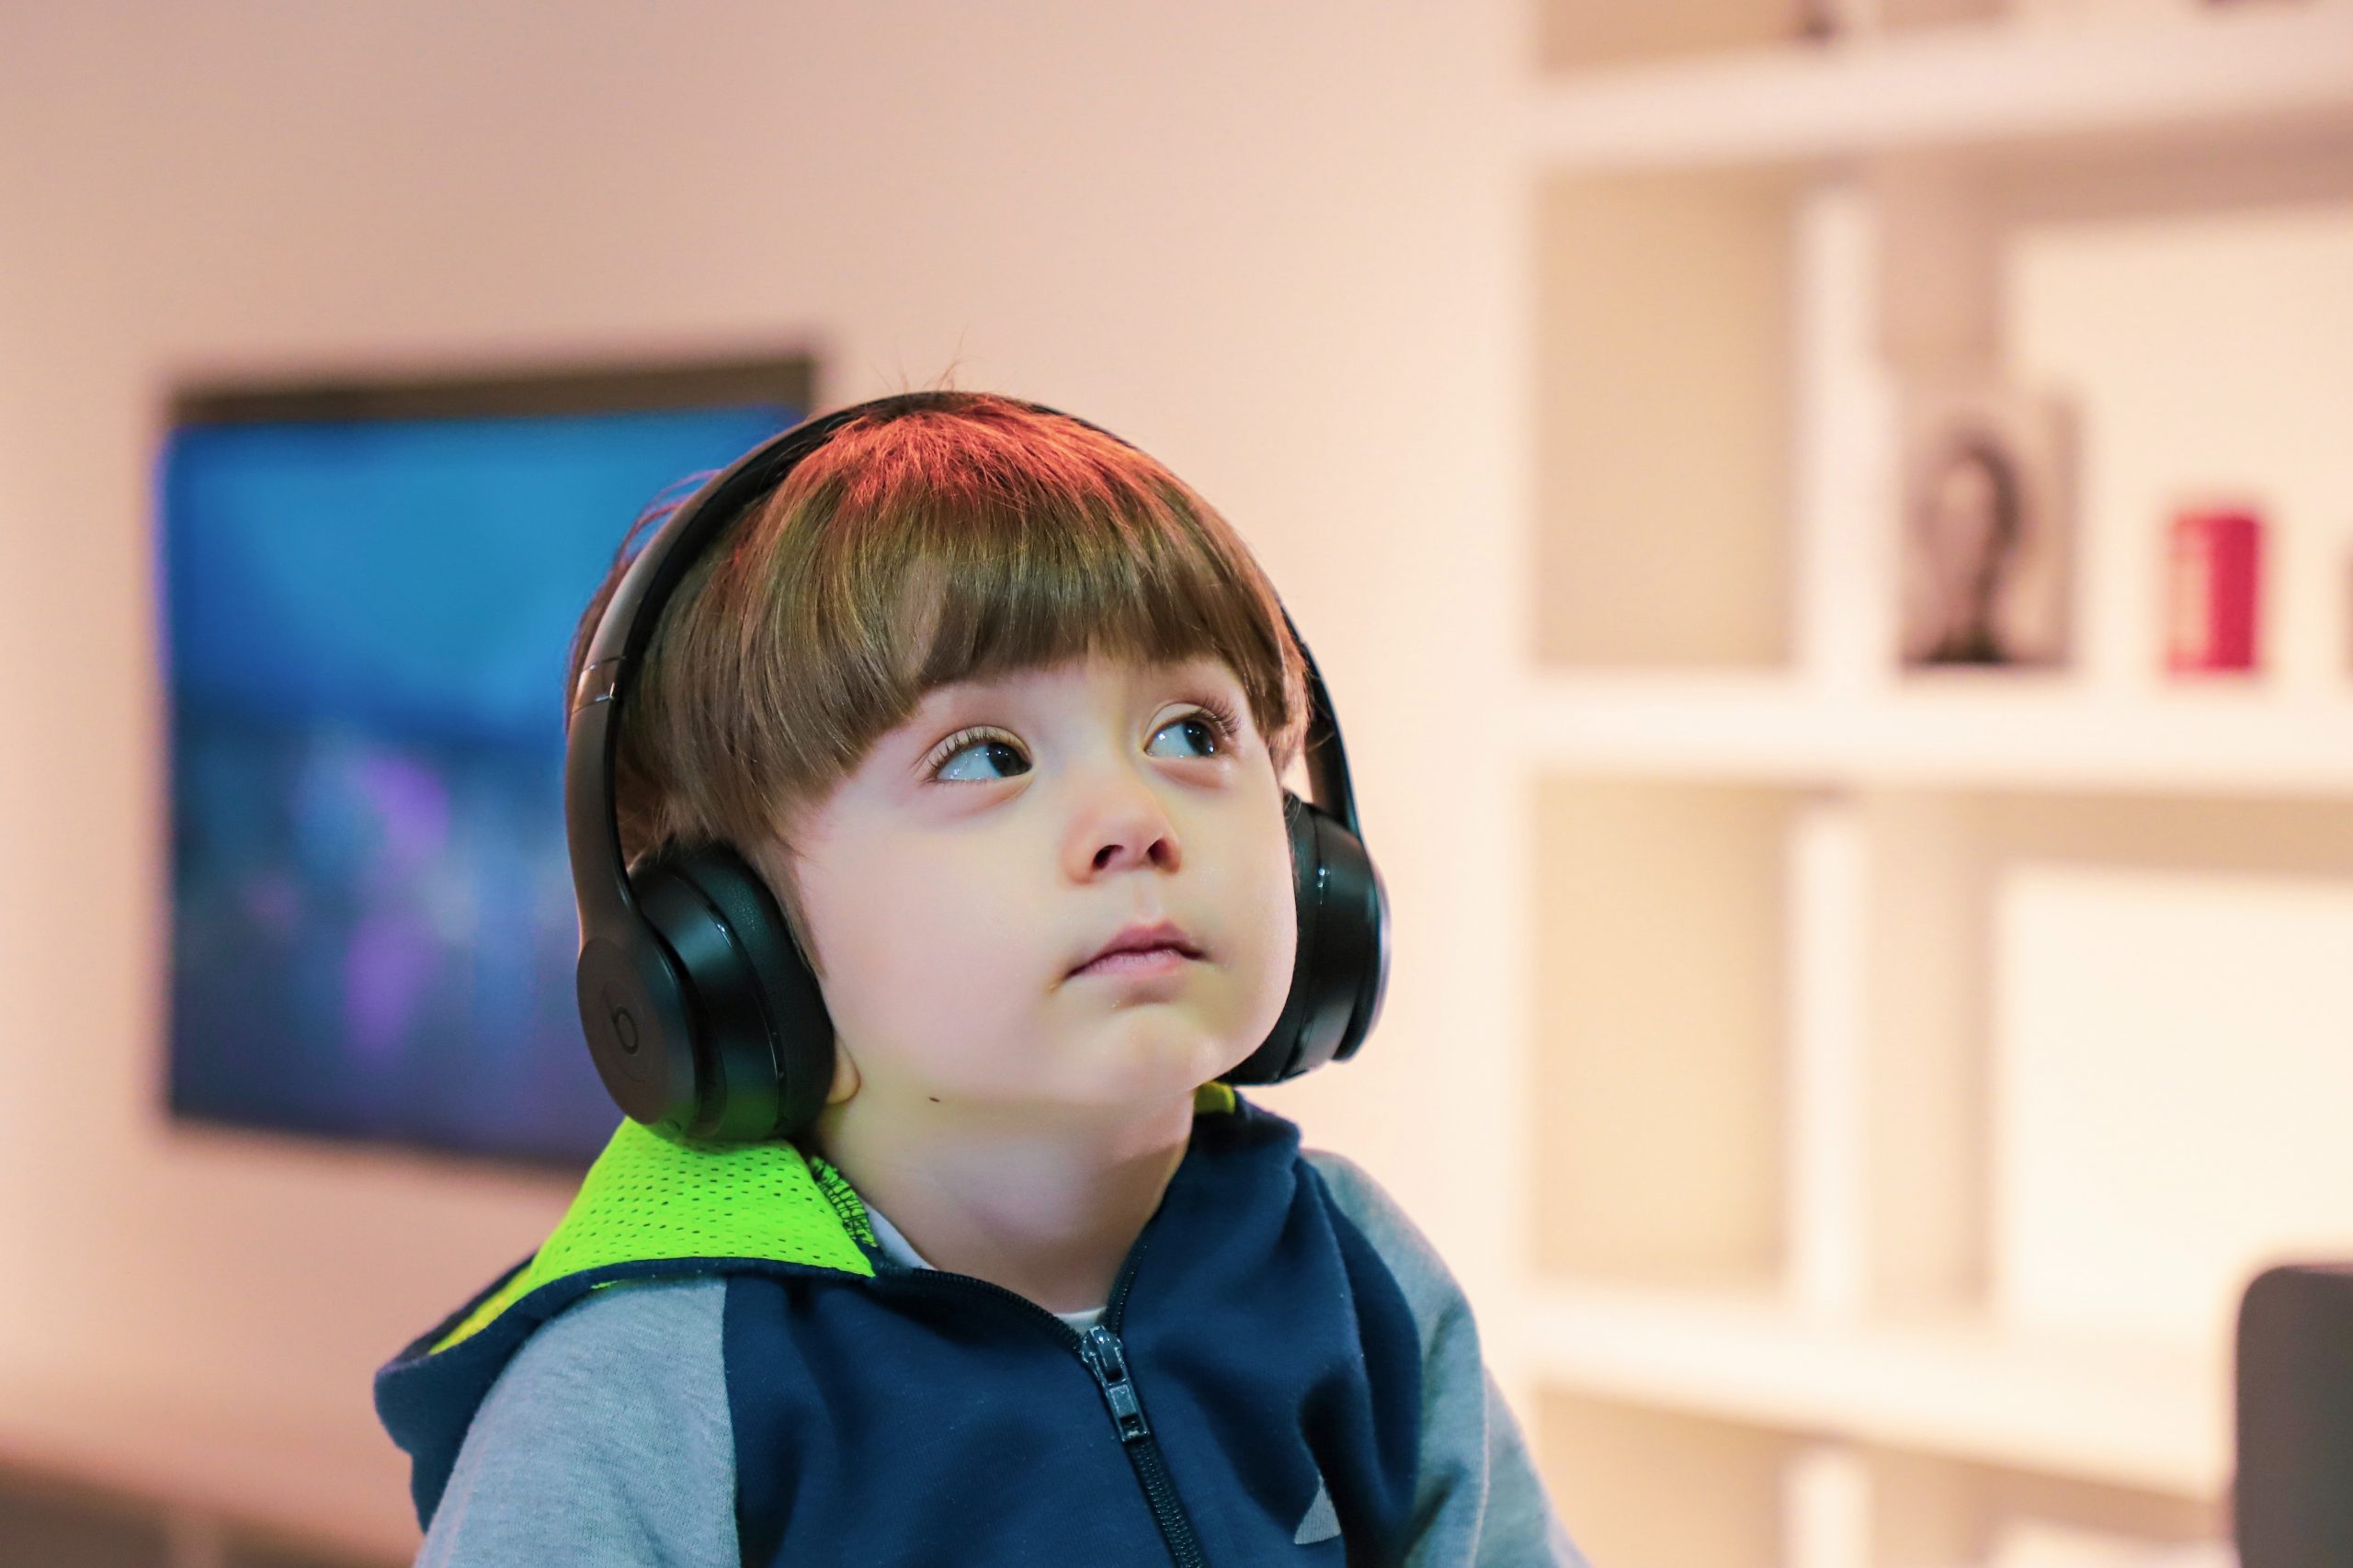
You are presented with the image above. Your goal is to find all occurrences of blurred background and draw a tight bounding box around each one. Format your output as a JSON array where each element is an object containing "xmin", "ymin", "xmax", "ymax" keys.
[{"xmin": 2, "ymin": 2, "xmax": 2350, "ymax": 1565}]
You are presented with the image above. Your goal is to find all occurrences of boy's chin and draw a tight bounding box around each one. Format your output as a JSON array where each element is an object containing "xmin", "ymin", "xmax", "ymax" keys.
[
  {"xmin": 850, "ymin": 1019, "xmax": 1263, "ymax": 1123},
  {"xmin": 993, "ymin": 1035, "xmax": 1246, "ymax": 1118},
  {"xmin": 907, "ymin": 1084, "xmax": 1211, "ymax": 1132}
]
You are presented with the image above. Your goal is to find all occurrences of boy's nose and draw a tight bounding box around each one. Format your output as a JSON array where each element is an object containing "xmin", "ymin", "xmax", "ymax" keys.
[
  {"xmin": 1085, "ymin": 828, "xmax": 1178, "ymax": 875},
  {"xmin": 1063, "ymin": 771, "xmax": 1183, "ymax": 880}
]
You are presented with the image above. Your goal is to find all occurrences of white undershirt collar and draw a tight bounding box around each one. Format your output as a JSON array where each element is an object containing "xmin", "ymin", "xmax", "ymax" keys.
[{"xmin": 861, "ymin": 1201, "xmax": 1107, "ymax": 1331}]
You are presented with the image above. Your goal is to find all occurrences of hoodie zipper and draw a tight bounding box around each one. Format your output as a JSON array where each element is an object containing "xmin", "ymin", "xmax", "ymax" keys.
[{"xmin": 883, "ymin": 1236, "xmax": 1211, "ymax": 1568}]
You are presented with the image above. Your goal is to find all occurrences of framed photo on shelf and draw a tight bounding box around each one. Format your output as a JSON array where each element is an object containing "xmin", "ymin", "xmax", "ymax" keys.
[{"xmin": 1896, "ymin": 378, "xmax": 2077, "ymax": 672}]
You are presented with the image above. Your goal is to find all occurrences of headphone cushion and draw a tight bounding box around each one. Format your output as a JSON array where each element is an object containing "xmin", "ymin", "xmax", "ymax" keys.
[
  {"xmin": 633, "ymin": 843, "xmax": 835, "ymax": 1142},
  {"xmin": 1224, "ymin": 792, "xmax": 1388, "ymax": 1085}
]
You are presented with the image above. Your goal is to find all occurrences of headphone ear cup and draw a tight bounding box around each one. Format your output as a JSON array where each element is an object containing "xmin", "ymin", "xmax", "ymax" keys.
[
  {"xmin": 1330, "ymin": 814, "xmax": 1391, "ymax": 1063},
  {"xmin": 1223, "ymin": 791, "xmax": 1390, "ymax": 1085},
  {"xmin": 626, "ymin": 842, "xmax": 835, "ymax": 1144},
  {"xmin": 576, "ymin": 919, "xmax": 700, "ymax": 1140}
]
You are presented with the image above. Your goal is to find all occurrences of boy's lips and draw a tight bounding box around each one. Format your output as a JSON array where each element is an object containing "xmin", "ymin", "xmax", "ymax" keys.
[
  {"xmin": 1071, "ymin": 946, "xmax": 1199, "ymax": 982},
  {"xmin": 1069, "ymin": 917, "xmax": 1204, "ymax": 976}
]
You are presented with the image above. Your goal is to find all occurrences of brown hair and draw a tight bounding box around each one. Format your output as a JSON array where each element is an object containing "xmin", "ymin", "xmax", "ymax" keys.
[{"xmin": 565, "ymin": 389, "xmax": 1312, "ymax": 977}]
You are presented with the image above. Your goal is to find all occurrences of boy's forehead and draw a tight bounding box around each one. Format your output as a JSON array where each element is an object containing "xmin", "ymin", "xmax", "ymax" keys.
[{"xmin": 910, "ymin": 652, "xmax": 1239, "ymax": 711}]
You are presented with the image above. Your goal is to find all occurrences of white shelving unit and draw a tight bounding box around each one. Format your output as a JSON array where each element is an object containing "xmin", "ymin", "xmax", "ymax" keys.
[{"xmin": 1511, "ymin": 4, "xmax": 2353, "ymax": 1564}]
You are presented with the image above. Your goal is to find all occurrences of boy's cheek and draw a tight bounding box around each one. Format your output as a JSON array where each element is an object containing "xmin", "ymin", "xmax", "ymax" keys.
[{"xmin": 818, "ymin": 903, "xmax": 1047, "ymax": 1054}]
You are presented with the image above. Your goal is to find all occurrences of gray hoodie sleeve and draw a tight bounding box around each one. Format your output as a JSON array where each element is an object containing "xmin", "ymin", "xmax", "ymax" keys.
[
  {"xmin": 1305, "ymin": 1149, "xmax": 1590, "ymax": 1568},
  {"xmin": 413, "ymin": 1277, "xmax": 735, "ymax": 1568}
]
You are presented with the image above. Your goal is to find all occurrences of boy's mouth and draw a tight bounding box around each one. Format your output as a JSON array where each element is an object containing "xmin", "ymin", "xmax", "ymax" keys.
[
  {"xmin": 1071, "ymin": 946, "xmax": 1199, "ymax": 981},
  {"xmin": 1070, "ymin": 918, "xmax": 1204, "ymax": 976}
]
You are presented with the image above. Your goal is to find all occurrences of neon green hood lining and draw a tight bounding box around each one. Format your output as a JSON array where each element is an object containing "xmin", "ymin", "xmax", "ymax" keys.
[{"xmin": 430, "ymin": 1080, "xmax": 1240, "ymax": 1356}]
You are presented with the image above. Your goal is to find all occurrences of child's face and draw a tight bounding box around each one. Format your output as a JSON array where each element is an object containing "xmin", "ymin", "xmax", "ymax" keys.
[{"xmin": 786, "ymin": 650, "xmax": 1299, "ymax": 1123}]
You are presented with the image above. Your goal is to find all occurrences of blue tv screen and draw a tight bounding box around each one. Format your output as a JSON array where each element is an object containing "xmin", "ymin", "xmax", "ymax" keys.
[{"xmin": 160, "ymin": 362, "xmax": 810, "ymax": 1167}]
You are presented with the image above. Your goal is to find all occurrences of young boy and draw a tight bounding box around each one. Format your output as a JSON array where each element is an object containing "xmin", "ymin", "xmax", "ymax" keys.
[{"xmin": 373, "ymin": 391, "xmax": 1585, "ymax": 1566}]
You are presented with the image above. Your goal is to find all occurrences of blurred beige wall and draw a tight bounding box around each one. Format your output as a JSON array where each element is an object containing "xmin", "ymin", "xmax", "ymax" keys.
[{"xmin": 0, "ymin": 0, "xmax": 1532, "ymax": 1509}]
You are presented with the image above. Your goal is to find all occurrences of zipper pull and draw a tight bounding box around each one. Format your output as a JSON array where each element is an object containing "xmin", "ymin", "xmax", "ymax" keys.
[{"xmin": 1076, "ymin": 1324, "xmax": 1151, "ymax": 1443}]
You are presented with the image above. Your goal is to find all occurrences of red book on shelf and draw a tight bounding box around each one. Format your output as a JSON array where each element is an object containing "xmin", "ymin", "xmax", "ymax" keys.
[{"xmin": 2165, "ymin": 506, "xmax": 2263, "ymax": 674}]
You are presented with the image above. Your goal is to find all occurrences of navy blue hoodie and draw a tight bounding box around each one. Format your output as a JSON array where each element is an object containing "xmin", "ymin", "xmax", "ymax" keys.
[{"xmin": 374, "ymin": 1085, "xmax": 1585, "ymax": 1566}]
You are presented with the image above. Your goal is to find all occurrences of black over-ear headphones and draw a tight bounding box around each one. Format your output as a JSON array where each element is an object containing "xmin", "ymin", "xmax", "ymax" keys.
[{"xmin": 565, "ymin": 392, "xmax": 1389, "ymax": 1144}]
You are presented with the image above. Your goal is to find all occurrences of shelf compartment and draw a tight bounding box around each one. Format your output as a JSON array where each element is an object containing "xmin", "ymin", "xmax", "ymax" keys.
[
  {"xmin": 1530, "ymin": 166, "xmax": 1802, "ymax": 672},
  {"xmin": 1991, "ymin": 857, "xmax": 2353, "ymax": 1350},
  {"xmin": 1528, "ymin": 777, "xmax": 1799, "ymax": 1289},
  {"xmin": 2006, "ymin": 197, "xmax": 2353, "ymax": 695}
]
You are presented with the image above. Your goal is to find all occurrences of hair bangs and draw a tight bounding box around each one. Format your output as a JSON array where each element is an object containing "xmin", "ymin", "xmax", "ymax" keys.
[{"xmin": 750, "ymin": 401, "xmax": 1308, "ymax": 798}]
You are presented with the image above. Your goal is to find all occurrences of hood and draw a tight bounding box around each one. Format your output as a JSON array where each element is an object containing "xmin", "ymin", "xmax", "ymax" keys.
[{"xmin": 372, "ymin": 1081, "xmax": 1242, "ymax": 1528}]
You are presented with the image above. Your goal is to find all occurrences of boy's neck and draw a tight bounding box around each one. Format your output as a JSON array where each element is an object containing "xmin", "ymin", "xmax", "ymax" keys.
[{"xmin": 807, "ymin": 1090, "xmax": 1199, "ymax": 1314}]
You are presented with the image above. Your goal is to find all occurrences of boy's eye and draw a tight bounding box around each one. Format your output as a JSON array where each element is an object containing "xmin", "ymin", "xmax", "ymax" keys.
[
  {"xmin": 929, "ymin": 732, "xmax": 1029, "ymax": 784},
  {"xmin": 924, "ymin": 702, "xmax": 1243, "ymax": 785},
  {"xmin": 1151, "ymin": 712, "xmax": 1231, "ymax": 761}
]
